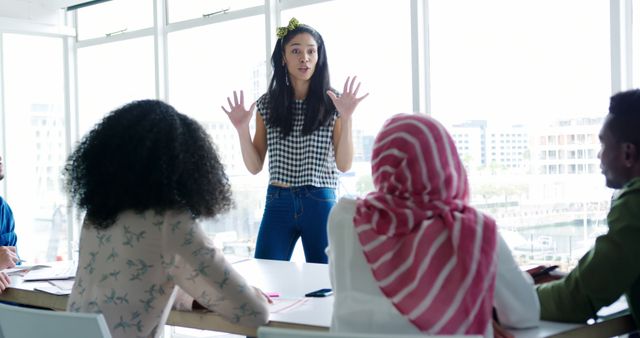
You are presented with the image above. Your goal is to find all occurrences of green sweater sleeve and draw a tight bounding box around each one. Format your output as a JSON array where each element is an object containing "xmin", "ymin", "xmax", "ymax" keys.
[{"xmin": 537, "ymin": 182, "xmax": 640, "ymax": 322}]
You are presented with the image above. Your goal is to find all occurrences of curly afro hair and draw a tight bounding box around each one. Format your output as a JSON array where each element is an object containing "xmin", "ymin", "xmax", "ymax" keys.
[{"xmin": 65, "ymin": 99, "xmax": 233, "ymax": 228}]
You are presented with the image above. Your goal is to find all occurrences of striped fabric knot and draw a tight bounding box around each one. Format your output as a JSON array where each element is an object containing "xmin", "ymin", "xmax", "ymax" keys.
[{"xmin": 354, "ymin": 113, "xmax": 498, "ymax": 335}]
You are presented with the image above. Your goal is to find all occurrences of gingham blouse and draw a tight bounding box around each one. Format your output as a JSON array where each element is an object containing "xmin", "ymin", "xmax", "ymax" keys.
[{"xmin": 257, "ymin": 93, "xmax": 339, "ymax": 188}]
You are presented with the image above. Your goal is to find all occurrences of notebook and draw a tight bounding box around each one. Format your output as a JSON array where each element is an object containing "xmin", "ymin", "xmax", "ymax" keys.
[
  {"xmin": 22, "ymin": 262, "xmax": 78, "ymax": 281},
  {"xmin": 34, "ymin": 279, "xmax": 75, "ymax": 295}
]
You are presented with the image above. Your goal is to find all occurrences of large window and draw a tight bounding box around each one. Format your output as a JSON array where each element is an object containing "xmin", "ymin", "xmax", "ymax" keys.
[
  {"xmin": 283, "ymin": 0, "xmax": 413, "ymax": 197},
  {"xmin": 3, "ymin": 34, "xmax": 67, "ymax": 263},
  {"xmin": 167, "ymin": 0, "xmax": 414, "ymax": 259},
  {"xmin": 167, "ymin": 0, "xmax": 262, "ymax": 23},
  {"xmin": 634, "ymin": 0, "xmax": 640, "ymax": 88},
  {"xmin": 76, "ymin": 0, "xmax": 153, "ymax": 40},
  {"xmin": 77, "ymin": 37, "xmax": 156, "ymax": 137},
  {"xmin": 5, "ymin": 0, "xmax": 634, "ymax": 268},
  {"xmin": 429, "ymin": 0, "xmax": 612, "ymax": 269},
  {"xmin": 168, "ymin": 15, "xmax": 268, "ymax": 256}
]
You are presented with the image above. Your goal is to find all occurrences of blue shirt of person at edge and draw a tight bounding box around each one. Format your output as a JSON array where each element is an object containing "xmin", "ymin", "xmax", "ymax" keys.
[
  {"xmin": 0, "ymin": 152, "xmax": 20, "ymax": 269},
  {"xmin": 0, "ymin": 196, "xmax": 16, "ymax": 247}
]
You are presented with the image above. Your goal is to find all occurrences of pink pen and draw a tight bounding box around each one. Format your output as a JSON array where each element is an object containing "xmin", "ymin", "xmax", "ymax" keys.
[{"xmin": 266, "ymin": 292, "xmax": 280, "ymax": 298}]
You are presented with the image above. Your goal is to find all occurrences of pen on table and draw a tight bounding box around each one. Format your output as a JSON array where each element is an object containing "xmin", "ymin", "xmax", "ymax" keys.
[
  {"xmin": 266, "ymin": 292, "xmax": 280, "ymax": 298},
  {"xmin": 47, "ymin": 280, "xmax": 61, "ymax": 290}
]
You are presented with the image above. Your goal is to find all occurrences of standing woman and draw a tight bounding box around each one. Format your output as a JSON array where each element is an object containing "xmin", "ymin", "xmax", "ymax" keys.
[{"xmin": 222, "ymin": 18, "xmax": 368, "ymax": 263}]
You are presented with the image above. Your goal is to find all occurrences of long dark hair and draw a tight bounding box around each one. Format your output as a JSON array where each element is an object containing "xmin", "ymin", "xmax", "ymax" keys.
[
  {"xmin": 64, "ymin": 99, "xmax": 233, "ymax": 228},
  {"xmin": 267, "ymin": 23, "xmax": 336, "ymax": 138}
]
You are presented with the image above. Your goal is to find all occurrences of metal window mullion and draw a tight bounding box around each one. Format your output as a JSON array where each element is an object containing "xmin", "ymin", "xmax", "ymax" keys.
[
  {"xmin": 423, "ymin": 0, "xmax": 432, "ymax": 115},
  {"xmin": 410, "ymin": 0, "xmax": 427, "ymax": 114},
  {"xmin": 64, "ymin": 10, "xmax": 80, "ymax": 261},
  {"xmin": 410, "ymin": 0, "xmax": 420, "ymax": 113},
  {"xmin": 265, "ymin": 0, "xmax": 280, "ymax": 83},
  {"xmin": 623, "ymin": 0, "xmax": 633, "ymax": 89},
  {"xmin": 154, "ymin": 0, "xmax": 169, "ymax": 101},
  {"xmin": 610, "ymin": 0, "xmax": 622, "ymax": 94}
]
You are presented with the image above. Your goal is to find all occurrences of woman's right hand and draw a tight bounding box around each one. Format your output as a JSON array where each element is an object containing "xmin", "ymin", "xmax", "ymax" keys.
[
  {"xmin": 221, "ymin": 90, "xmax": 256, "ymax": 131},
  {"xmin": 253, "ymin": 286, "xmax": 274, "ymax": 304}
]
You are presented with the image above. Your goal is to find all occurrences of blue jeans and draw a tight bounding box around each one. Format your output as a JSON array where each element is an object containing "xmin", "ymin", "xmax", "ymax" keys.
[{"xmin": 254, "ymin": 185, "xmax": 336, "ymax": 264}]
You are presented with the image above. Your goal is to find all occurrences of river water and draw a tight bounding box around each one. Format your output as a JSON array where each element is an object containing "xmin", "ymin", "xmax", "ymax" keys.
[{"xmin": 501, "ymin": 219, "xmax": 606, "ymax": 265}]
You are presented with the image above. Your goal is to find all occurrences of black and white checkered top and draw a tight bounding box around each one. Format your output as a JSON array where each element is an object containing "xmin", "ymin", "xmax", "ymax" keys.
[{"xmin": 257, "ymin": 93, "xmax": 339, "ymax": 188}]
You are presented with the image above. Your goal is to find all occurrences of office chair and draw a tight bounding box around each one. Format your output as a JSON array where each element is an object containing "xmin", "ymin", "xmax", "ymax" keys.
[
  {"xmin": 0, "ymin": 302, "xmax": 111, "ymax": 338},
  {"xmin": 257, "ymin": 326, "xmax": 482, "ymax": 338}
]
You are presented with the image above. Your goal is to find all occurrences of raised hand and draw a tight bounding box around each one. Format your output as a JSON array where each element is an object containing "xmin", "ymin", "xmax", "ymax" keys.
[
  {"xmin": 327, "ymin": 76, "xmax": 369, "ymax": 119},
  {"xmin": 221, "ymin": 90, "xmax": 256, "ymax": 131}
]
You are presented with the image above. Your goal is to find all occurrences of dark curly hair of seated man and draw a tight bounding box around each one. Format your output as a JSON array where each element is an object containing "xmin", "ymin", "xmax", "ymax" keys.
[{"xmin": 64, "ymin": 99, "xmax": 233, "ymax": 228}]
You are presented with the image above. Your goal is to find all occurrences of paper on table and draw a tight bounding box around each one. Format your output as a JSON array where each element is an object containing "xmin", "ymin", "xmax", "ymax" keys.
[
  {"xmin": 268, "ymin": 296, "xmax": 333, "ymax": 327},
  {"xmin": 34, "ymin": 285, "xmax": 71, "ymax": 296},
  {"xmin": 34, "ymin": 279, "xmax": 75, "ymax": 295},
  {"xmin": 597, "ymin": 296, "xmax": 629, "ymax": 320},
  {"xmin": 49, "ymin": 279, "xmax": 75, "ymax": 290},
  {"xmin": 23, "ymin": 262, "xmax": 77, "ymax": 281},
  {"xmin": 224, "ymin": 255, "xmax": 252, "ymax": 265},
  {"xmin": 269, "ymin": 298, "xmax": 310, "ymax": 314},
  {"xmin": 2, "ymin": 265, "xmax": 51, "ymax": 276}
]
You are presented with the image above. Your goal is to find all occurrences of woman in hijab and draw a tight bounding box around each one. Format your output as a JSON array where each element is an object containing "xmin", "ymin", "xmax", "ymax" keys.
[{"xmin": 327, "ymin": 113, "xmax": 539, "ymax": 337}]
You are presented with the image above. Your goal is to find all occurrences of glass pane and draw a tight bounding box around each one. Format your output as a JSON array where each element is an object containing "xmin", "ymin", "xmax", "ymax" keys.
[
  {"xmin": 167, "ymin": 0, "xmax": 263, "ymax": 23},
  {"xmin": 283, "ymin": 0, "xmax": 413, "ymax": 197},
  {"xmin": 3, "ymin": 34, "xmax": 67, "ymax": 263},
  {"xmin": 168, "ymin": 15, "xmax": 267, "ymax": 257},
  {"xmin": 634, "ymin": 0, "xmax": 640, "ymax": 87},
  {"xmin": 76, "ymin": 0, "xmax": 153, "ymax": 40},
  {"xmin": 429, "ymin": 0, "xmax": 612, "ymax": 270},
  {"xmin": 77, "ymin": 37, "xmax": 156, "ymax": 138}
]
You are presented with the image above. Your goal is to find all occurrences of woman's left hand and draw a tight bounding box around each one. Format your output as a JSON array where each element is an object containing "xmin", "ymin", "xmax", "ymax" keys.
[
  {"xmin": 492, "ymin": 319, "xmax": 514, "ymax": 338},
  {"xmin": 327, "ymin": 76, "xmax": 369, "ymax": 119},
  {"xmin": 0, "ymin": 272, "xmax": 10, "ymax": 293}
]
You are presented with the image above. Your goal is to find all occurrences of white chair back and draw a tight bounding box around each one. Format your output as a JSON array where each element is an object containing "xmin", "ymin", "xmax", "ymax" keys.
[
  {"xmin": 0, "ymin": 302, "xmax": 111, "ymax": 338},
  {"xmin": 257, "ymin": 326, "xmax": 482, "ymax": 338}
]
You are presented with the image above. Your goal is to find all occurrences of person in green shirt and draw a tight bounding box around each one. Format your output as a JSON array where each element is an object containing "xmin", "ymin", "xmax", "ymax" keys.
[{"xmin": 537, "ymin": 89, "xmax": 640, "ymax": 327}]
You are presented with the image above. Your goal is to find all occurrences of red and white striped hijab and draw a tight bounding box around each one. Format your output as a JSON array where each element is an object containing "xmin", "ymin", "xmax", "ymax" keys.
[{"xmin": 354, "ymin": 114, "xmax": 498, "ymax": 335}]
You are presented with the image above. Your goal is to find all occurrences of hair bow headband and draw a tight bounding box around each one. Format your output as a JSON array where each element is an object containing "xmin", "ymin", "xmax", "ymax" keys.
[{"xmin": 276, "ymin": 17, "xmax": 301, "ymax": 39}]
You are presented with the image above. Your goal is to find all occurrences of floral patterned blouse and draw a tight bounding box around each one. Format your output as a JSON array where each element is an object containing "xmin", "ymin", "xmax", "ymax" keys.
[{"xmin": 67, "ymin": 209, "xmax": 269, "ymax": 338}]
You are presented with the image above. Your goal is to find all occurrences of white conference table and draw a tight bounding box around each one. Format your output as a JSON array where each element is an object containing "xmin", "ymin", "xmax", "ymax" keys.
[{"xmin": 0, "ymin": 258, "xmax": 635, "ymax": 337}]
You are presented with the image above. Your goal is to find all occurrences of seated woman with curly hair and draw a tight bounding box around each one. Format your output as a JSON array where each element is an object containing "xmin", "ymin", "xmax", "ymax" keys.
[{"xmin": 64, "ymin": 100, "xmax": 270, "ymax": 338}]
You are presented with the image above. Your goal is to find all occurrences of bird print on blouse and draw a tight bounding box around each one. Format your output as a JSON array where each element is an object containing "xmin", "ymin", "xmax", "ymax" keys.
[{"xmin": 68, "ymin": 210, "xmax": 268, "ymax": 338}]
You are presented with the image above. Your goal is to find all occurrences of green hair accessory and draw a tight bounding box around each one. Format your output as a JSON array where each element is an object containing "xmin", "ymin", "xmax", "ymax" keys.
[{"xmin": 276, "ymin": 17, "xmax": 301, "ymax": 39}]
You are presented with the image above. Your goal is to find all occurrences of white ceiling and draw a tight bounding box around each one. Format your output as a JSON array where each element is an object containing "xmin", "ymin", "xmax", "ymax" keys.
[
  {"xmin": 0, "ymin": 0, "xmax": 88, "ymax": 34},
  {"xmin": 0, "ymin": 0, "xmax": 59, "ymax": 23}
]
